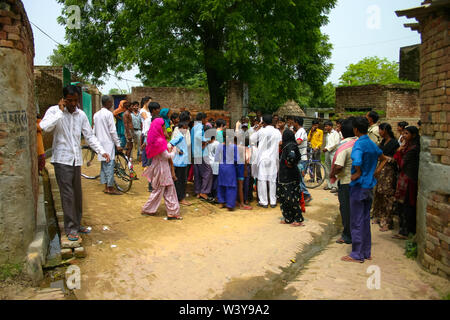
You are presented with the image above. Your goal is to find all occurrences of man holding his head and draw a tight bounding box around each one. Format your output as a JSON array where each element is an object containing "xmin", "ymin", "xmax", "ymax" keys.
[{"xmin": 40, "ymin": 85, "xmax": 110, "ymax": 241}]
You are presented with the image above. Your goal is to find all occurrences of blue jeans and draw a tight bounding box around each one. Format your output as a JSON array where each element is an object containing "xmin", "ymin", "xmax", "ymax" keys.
[{"xmin": 298, "ymin": 161, "xmax": 311, "ymax": 198}]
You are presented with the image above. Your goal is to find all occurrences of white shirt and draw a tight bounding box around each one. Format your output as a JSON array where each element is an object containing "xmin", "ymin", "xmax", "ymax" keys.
[
  {"xmin": 93, "ymin": 108, "xmax": 121, "ymax": 161},
  {"xmin": 250, "ymin": 125, "xmax": 282, "ymax": 182},
  {"xmin": 208, "ymin": 140, "xmax": 220, "ymax": 175},
  {"xmin": 140, "ymin": 109, "xmax": 152, "ymax": 138},
  {"xmin": 40, "ymin": 105, "xmax": 105, "ymax": 166},
  {"xmin": 295, "ymin": 127, "xmax": 308, "ymax": 161},
  {"xmin": 325, "ymin": 129, "xmax": 341, "ymax": 153}
]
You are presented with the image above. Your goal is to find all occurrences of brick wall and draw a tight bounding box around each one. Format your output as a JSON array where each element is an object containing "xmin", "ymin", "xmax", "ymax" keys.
[
  {"xmin": 415, "ymin": 11, "xmax": 450, "ymax": 279},
  {"xmin": 335, "ymin": 85, "xmax": 388, "ymax": 114},
  {"xmin": 130, "ymin": 86, "xmax": 210, "ymax": 111},
  {"xmin": 335, "ymin": 84, "xmax": 420, "ymax": 129},
  {"xmin": 0, "ymin": 0, "xmax": 37, "ymax": 264}
]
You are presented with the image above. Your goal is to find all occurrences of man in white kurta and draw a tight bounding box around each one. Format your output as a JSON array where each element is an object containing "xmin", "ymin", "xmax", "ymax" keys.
[
  {"xmin": 93, "ymin": 95, "xmax": 123, "ymax": 195},
  {"xmin": 250, "ymin": 115, "xmax": 282, "ymax": 208}
]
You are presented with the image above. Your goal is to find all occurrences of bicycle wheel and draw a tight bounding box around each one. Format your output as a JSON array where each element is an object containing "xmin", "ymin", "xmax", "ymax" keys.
[
  {"xmin": 304, "ymin": 161, "xmax": 326, "ymax": 189},
  {"xmin": 81, "ymin": 146, "xmax": 100, "ymax": 179},
  {"xmin": 114, "ymin": 152, "xmax": 133, "ymax": 193}
]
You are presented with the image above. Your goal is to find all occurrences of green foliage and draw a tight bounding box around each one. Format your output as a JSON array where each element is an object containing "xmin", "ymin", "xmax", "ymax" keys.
[
  {"xmin": 443, "ymin": 293, "xmax": 450, "ymax": 300},
  {"xmin": 339, "ymin": 56, "xmax": 419, "ymax": 87},
  {"xmin": 55, "ymin": 0, "xmax": 336, "ymax": 109},
  {"xmin": 405, "ymin": 236, "xmax": 418, "ymax": 260},
  {"xmin": 108, "ymin": 88, "xmax": 128, "ymax": 95},
  {"xmin": 0, "ymin": 263, "xmax": 23, "ymax": 281}
]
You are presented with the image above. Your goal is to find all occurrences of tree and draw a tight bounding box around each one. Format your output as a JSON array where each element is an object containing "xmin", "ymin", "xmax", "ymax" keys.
[
  {"xmin": 55, "ymin": 0, "xmax": 336, "ymax": 109},
  {"xmin": 109, "ymin": 88, "xmax": 128, "ymax": 95},
  {"xmin": 339, "ymin": 57, "xmax": 401, "ymax": 86}
]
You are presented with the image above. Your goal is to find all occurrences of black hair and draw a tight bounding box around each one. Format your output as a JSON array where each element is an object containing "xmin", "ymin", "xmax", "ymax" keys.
[
  {"xmin": 294, "ymin": 116, "xmax": 304, "ymax": 126},
  {"xmin": 196, "ymin": 112, "xmax": 206, "ymax": 121},
  {"xmin": 171, "ymin": 113, "xmax": 179, "ymax": 121},
  {"xmin": 262, "ymin": 114, "xmax": 272, "ymax": 125},
  {"xmin": 341, "ymin": 119, "xmax": 354, "ymax": 139},
  {"xmin": 131, "ymin": 101, "xmax": 139, "ymax": 106},
  {"xmin": 352, "ymin": 117, "xmax": 369, "ymax": 134},
  {"xmin": 151, "ymin": 115, "xmax": 162, "ymax": 122},
  {"xmin": 148, "ymin": 102, "xmax": 161, "ymax": 113},
  {"xmin": 179, "ymin": 111, "xmax": 191, "ymax": 122},
  {"xmin": 208, "ymin": 118, "xmax": 214, "ymax": 122},
  {"xmin": 417, "ymin": 120, "xmax": 422, "ymax": 127},
  {"xmin": 379, "ymin": 123, "xmax": 395, "ymax": 139},
  {"xmin": 63, "ymin": 85, "xmax": 81, "ymax": 98},
  {"xmin": 278, "ymin": 117, "xmax": 285, "ymax": 122},
  {"xmin": 336, "ymin": 119, "xmax": 344, "ymax": 125},
  {"xmin": 398, "ymin": 121, "xmax": 409, "ymax": 129},
  {"xmin": 141, "ymin": 96, "xmax": 151, "ymax": 108},
  {"xmin": 178, "ymin": 121, "xmax": 188, "ymax": 128},
  {"xmin": 367, "ymin": 111, "xmax": 379, "ymax": 124},
  {"xmin": 324, "ymin": 120, "xmax": 333, "ymax": 127},
  {"xmin": 312, "ymin": 119, "xmax": 320, "ymax": 125},
  {"xmin": 405, "ymin": 126, "xmax": 420, "ymax": 146},
  {"xmin": 216, "ymin": 119, "xmax": 226, "ymax": 128}
]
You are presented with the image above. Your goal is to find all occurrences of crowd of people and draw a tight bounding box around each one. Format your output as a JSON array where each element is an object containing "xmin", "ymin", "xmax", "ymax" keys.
[{"xmin": 39, "ymin": 85, "xmax": 421, "ymax": 260}]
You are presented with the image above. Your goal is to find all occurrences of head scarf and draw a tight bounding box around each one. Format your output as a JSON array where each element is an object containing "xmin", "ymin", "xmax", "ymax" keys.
[
  {"xmin": 281, "ymin": 128, "xmax": 296, "ymax": 150},
  {"xmin": 146, "ymin": 118, "xmax": 168, "ymax": 159},
  {"xmin": 159, "ymin": 108, "xmax": 170, "ymax": 129},
  {"xmin": 113, "ymin": 100, "xmax": 127, "ymax": 117}
]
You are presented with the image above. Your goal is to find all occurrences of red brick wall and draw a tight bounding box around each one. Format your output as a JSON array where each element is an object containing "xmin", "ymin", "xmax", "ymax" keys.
[
  {"xmin": 416, "ymin": 11, "xmax": 449, "ymax": 279},
  {"xmin": 335, "ymin": 85, "xmax": 388, "ymax": 114},
  {"xmin": 130, "ymin": 87, "xmax": 210, "ymax": 111}
]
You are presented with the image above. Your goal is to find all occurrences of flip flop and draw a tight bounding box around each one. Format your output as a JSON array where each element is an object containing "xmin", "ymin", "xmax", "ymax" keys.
[
  {"xmin": 141, "ymin": 212, "xmax": 156, "ymax": 216},
  {"xmin": 67, "ymin": 233, "xmax": 79, "ymax": 241},
  {"xmin": 79, "ymin": 226, "xmax": 91, "ymax": 234},
  {"xmin": 166, "ymin": 216, "xmax": 183, "ymax": 220}
]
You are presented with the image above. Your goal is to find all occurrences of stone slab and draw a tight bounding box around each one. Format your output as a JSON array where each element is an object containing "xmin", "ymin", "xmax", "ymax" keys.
[{"xmin": 60, "ymin": 235, "xmax": 82, "ymax": 249}]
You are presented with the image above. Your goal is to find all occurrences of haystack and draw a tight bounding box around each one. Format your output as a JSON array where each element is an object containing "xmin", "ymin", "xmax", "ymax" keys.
[{"xmin": 276, "ymin": 100, "xmax": 306, "ymax": 118}]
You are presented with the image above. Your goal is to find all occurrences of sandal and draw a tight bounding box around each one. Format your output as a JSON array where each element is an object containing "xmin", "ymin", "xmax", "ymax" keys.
[
  {"xmin": 336, "ymin": 238, "xmax": 346, "ymax": 244},
  {"xmin": 341, "ymin": 255, "xmax": 363, "ymax": 263},
  {"xmin": 166, "ymin": 216, "xmax": 183, "ymax": 220},
  {"xmin": 67, "ymin": 233, "xmax": 79, "ymax": 241},
  {"xmin": 141, "ymin": 212, "xmax": 156, "ymax": 216},
  {"xmin": 240, "ymin": 205, "xmax": 253, "ymax": 210},
  {"xmin": 79, "ymin": 226, "xmax": 91, "ymax": 234}
]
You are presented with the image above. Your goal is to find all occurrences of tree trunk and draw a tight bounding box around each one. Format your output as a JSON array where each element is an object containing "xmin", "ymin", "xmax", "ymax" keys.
[{"xmin": 206, "ymin": 66, "xmax": 225, "ymax": 109}]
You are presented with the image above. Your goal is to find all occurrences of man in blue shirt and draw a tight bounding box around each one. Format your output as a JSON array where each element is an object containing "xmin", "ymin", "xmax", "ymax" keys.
[
  {"xmin": 342, "ymin": 117, "xmax": 382, "ymax": 263},
  {"xmin": 191, "ymin": 112, "xmax": 212, "ymax": 200}
]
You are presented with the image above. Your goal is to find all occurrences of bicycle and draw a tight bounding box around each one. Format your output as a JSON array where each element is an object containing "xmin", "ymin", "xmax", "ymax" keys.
[
  {"xmin": 302, "ymin": 148, "xmax": 327, "ymax": 189},
  {"xmin": 81, "ymin": 145, "xmax": 135, "ymax": 193}
]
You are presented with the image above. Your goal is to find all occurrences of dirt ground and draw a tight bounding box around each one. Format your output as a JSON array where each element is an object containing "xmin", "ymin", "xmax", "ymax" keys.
[
  {"xmin": 69, "ymin": 161, "xmax": 449, "ymax": 300},
  {"xmin": 73, "ymin": 161, "xmax": 340, "ymax": 299}
]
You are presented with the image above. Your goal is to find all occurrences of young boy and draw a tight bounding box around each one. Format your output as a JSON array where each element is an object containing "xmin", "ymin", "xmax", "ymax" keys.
[
  {"xmin": 215, "ymin": 134, "xmax": 244, "ymax": 211},
  {"xmin": 207, "ymin": 135, "xmax": 220, "ymax": 202},
  {"xmin": 170, "ymin": 121, "xmax": 191, "ymax": 206}
]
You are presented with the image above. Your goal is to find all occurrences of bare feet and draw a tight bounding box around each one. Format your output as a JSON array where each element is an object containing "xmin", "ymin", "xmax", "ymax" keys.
[
  {"xmin": 180, "ymin": 200, "xmax": 192, "ymax": 206},
  {"xmin": 341, "ymin": 255, "xmax": 363, "ymax": 263},
  {"xmin": 291, "ymin": 222, "xmax": 305, "ymax": 227},
  {"xmin": 239, "ymin": 204, "xmax": 253, "ymax": 210}
]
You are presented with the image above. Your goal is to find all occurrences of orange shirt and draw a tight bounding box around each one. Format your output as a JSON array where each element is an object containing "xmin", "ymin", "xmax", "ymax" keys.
[{"xmin": 37, "ymin": 119, "xmax": 45, "ymax": 156}]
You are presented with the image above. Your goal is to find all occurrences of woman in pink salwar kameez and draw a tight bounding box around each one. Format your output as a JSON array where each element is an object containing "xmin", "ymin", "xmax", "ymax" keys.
[{"xmin": 142, "ymin": 118, "xmax": 181, "ymax": 220}]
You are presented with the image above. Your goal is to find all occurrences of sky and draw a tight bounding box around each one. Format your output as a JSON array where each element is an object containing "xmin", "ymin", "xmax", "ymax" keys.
[{"xmin": 22, "ymin": 0, "xmax": 422, "ymax": 94}]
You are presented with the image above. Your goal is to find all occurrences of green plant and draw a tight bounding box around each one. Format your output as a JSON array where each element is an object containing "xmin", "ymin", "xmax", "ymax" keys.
[
  {"xmin": 443, "ymin": 293, "xmax": 450, "ymax": 300},
  {"xmin": 0, "ymin": 263, "xmax": 23, "ymax": 281},
  {"xmin": 405, "ymin": 236, "xmax": 418, "ymax": 259}
]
